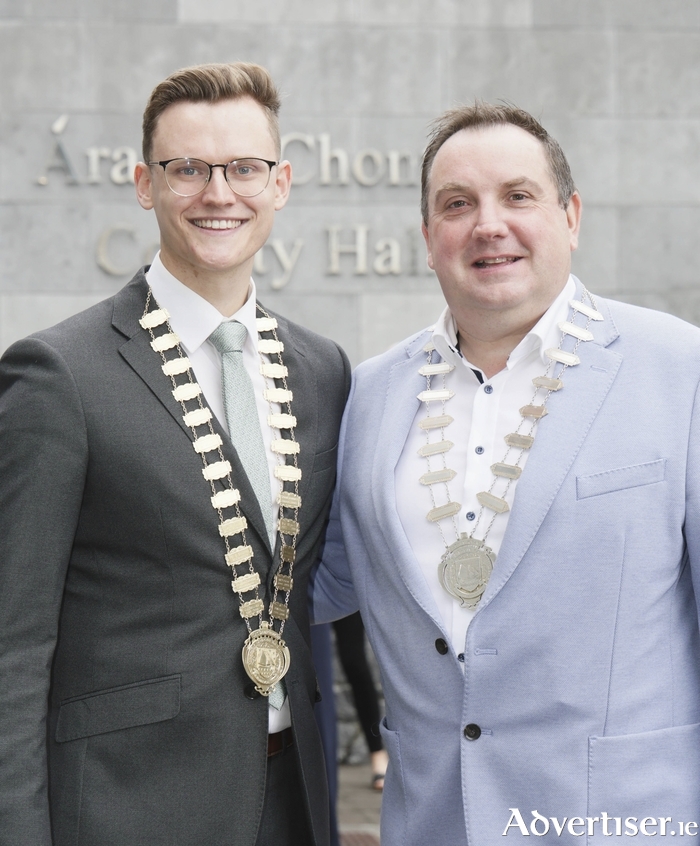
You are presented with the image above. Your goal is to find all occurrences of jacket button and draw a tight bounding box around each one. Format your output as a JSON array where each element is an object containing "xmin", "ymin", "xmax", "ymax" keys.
[
  {"xmin": 464, "ymin": 723, "xmax": 481, "ymax": 741},
  {"xmin": 435, "ymin": 638, "xmax": 449, "ymax": 655},
  {"xmin": 244, "ymin": 683, "xmax": 261, "ymax": 700}
]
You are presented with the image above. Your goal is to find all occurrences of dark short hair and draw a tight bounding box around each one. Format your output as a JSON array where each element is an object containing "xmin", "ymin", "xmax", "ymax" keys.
[
  {"xmin": 421, "ymin": 101, "xmax": 576, "ymax": 223},
  {"xmin": 142, "ymin": 62, "xmax": 281, "ymax": 162}
]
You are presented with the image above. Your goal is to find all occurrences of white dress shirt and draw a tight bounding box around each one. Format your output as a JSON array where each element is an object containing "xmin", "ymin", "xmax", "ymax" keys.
[
  {"xmin": 395, "ymin": 276, "xmax": 576, "ymax": 659},
  {"xmin": 146, "ymin": 253, "xmax": 290, "ymax": 732}
]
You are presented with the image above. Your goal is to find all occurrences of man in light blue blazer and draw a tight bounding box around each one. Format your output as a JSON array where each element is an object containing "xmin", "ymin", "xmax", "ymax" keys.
[{"xmin": 313, "ymin": 102, "xmax": 700, "ymax": 844}]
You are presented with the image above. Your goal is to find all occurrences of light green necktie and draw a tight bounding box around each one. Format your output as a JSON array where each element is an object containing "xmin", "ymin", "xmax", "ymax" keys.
[
  {"xmin": 208, "ymin": 321, "xmax": 286, "ymax": 710},
  {"xmin": 208, "ymin": 321, "xmax": 274, "ymax": 546}
]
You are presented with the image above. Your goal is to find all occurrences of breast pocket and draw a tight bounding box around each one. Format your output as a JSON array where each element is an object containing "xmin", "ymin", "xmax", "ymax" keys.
[
  {"xmin": 576, "ymin": 459, "xmax": 666, "ymax": 500},
  {"xmin": 312, "ymin": 444, "xmax": 338, "ymax": 474}
]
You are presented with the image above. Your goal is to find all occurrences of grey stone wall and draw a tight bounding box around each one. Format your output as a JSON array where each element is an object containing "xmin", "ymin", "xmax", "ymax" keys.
[{"xmin": 2, "ymin": 1, "xmax": 700, "ymax": 363}]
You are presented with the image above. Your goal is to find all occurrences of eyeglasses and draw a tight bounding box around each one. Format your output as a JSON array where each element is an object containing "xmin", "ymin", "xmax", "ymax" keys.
[{"xmin": 147, "ymin": 157, "xmax": 278, "ymax": 198}]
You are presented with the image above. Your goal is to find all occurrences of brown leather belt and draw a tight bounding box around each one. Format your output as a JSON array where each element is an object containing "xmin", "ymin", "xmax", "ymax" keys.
[{"xmin": 267, "ymin": 727, "xmax": 294, "ymax": 757}]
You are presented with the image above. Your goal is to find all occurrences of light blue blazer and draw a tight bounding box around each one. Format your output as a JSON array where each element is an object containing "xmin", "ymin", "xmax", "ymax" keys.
[{"xmin": 313, "ymin": 281, "xmax": 700, "ymax": 844}]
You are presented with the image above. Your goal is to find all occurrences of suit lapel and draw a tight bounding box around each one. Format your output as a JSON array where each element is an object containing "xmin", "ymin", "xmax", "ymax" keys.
[
  {"xmin": 479, "ymin": 290, "xmax": 623, "ymax": 609},
  {"xmin": 260, "ymin": 310, "xmax": 318, "ymax": 587},
  {"xmin": 112, "ymin": 272, "xmax": 272, "ymax": 558},
  {"xmin": 370, "ymin": 336, "xmax": 450, "ymax": 631},
  {"xmin": 270, "ymin": 313, "xmax": 317, "ymax": 509},
  {"xmin": 113, "ymin": 274, "xmax": 192, "ymax": 441}
]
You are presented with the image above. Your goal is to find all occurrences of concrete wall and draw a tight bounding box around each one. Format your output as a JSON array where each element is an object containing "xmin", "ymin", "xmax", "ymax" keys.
[{"xmin": 1, "ymin": 1, "xmax": 699, "ymax": 363}]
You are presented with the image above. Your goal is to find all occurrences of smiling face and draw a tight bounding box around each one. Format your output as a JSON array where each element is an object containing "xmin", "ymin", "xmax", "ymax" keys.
[
  {"xmin": 135, "ymin": 96, "xmax": 291, "ymax": 305},
  {"xmin": 422, "ymin": 123, "xmax": 581, "ymax": 340}
]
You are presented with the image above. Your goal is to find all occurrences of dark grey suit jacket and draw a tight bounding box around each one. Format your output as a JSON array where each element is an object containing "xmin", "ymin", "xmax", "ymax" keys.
[{"xmin": 0, "ymin": 270, "xmax": 350, "ymax": 846}]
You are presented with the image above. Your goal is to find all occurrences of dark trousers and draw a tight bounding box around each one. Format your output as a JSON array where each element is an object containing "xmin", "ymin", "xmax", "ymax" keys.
[
  {"xmin": 255, "ymin": 744, "xmax": 313, "ymax": 846},
  {"xmin": 311, "ymin": 623, "xmax": 340, "ymax": 846}
]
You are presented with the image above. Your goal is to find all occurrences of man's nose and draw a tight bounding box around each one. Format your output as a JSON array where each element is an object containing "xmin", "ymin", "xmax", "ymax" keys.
[
  {"xmin": 201, "ymin": 165, "xmax": 236, "ymax": 202},
  {"xmin": 472, "ymin": 200, "xmax": 508, "ymax": 238}
]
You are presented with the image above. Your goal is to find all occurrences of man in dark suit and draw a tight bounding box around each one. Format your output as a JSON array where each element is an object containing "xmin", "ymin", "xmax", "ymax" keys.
[{"xmin": 0, "ymin": 62, "xmax": 349, "ymax": 846}]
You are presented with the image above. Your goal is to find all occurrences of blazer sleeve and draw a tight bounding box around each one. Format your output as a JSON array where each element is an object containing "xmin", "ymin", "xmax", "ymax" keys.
[
  {"xmin": 310, "ymin": 375, "xmax": 360, "ymax": 624},
  {"xmin": 0, "ymin": 337, "xmax": 88, "ymax": 845},
  {"xmin": 685, "ymin": 375, "xmax": 700, "ymax": 626}
]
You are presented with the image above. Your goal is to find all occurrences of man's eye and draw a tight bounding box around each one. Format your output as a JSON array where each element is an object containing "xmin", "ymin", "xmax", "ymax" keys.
[
  {"xmin": 510, "ymin": 193, "xmax": 527, "ymax": 201},
  {"xmin": 174, "ymin": 163, "xmax": 206, "ymax": 177},
  {"xmin": 231, "ymin": 162, "xmax": 263, "ymax": 178}
]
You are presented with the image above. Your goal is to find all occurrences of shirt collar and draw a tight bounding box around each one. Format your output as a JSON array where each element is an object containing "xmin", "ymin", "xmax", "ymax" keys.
[
  {"xmin": 431, "ymin": 275, "xmax": 577, "ymax": 372},
  {"xmin": 145, "ymin": 252, "xmax": 260, "ymax": 354}
]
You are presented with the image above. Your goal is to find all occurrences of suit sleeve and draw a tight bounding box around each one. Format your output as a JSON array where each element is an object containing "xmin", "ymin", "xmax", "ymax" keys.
[
  {"xmin": 0, "ymin": 338, "xmax": 88, "ymax": 845},
  {"xmin": 336, "ymin": 340, "xmax": 352, "ymax": 401},
  {"xmin": 310, "ymin": 373, "xmax": 360, "ymax": 624},
  {"xmin": 685, "ymin": 374, "xmax": 700, "ymax": 627}
]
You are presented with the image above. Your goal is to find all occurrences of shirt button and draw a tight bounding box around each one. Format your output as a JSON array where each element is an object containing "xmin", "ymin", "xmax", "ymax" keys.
[
  {"xmin": 435, "ymin": 638, "xmax": 449, "ymax": 655},
  {"xmin": 484, "ymin": 385, "xmax": 493, "ymax": 394},
  {"xmin": 466, "ymin": 511, "xmax": 476, "ymax": 521},
  {"xmin": 464, "ymin": 723, "xmax": 481, "ymax": 741},
  {"xmin": 457, "ymin": 653, "xmax": 465, "ymax": 662},
  {"xmin": 475, "ymin": 446, "xmax": 484, "ymax": 455}
]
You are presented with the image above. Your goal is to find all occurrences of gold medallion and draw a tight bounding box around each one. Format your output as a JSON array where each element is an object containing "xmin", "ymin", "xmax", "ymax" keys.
[
  {"xmin": 242, "ymin": 621, "xmax": 291, "ymax": 696},
  {"xmin": 438, "ymin": 534, "xmax": 495, "ymax": 609}
]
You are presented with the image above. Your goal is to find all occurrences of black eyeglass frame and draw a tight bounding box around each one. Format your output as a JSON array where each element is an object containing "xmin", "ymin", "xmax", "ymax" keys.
[{"xmin": 147, "ymin": 157, "xmax": 279, "ymax": 197}]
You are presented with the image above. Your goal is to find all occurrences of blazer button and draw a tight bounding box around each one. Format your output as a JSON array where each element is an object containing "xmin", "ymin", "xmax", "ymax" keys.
[
  {"xmin": 244, "ymin": 683, "xmax": 261, "ymax": 700},
  {"xmin": 435, "ymin": 638, "xmax": 449, "ymax": 655},
  {"xmin": 464, "ymin": 723, "xmax": 481, "ymax": 741}
]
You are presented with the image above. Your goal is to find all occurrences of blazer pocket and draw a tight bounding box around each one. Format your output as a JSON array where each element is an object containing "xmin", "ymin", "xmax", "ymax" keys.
[
  {"xmin": 587, "ymin": 722, "xmax": 700, "ymax": 842},
  {"xmin": 378, "ymin": 718, "xmax": 407, "ymax": 843},
  {"xmin": 312, "ymin": 444, "xmax": 338, "ymax": 474},
  {"xmin": 55, "ymin": 674, "xmax": 181, "ymax": 743},
  {"xmin": 576, "ymin": 459, "xmax": 665, "ymax": 500}
]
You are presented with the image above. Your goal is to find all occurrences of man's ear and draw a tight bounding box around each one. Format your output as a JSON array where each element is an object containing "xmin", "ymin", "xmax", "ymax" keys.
[
  {"xmin": 134, "ymin": 162, "xmax": 154, "ymax": 211},
  {"xmin": 273, "ymin": 160, "xmax": 293, "ymax": 211},
  {"xmin": 421, "ymin": 220, "xmax": 435, "ymax": 270},
  {"xmin": 566, "ymin": 191, "xmax": 582, "ymax": 252}
]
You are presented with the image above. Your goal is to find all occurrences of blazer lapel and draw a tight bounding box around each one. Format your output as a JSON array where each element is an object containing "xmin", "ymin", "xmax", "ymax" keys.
[
  {"xmin": 270, "ymin": 314, "xmax": 317, "ymax": 510},
  {"xmin": 113, "ymin": 275, "xmax": 192, "ymax": 440},
  {"xmin": 259, "ymin": 310, "xmax": 318, "ymax": 587},
  {"xmin": 370, "ymin": 335, "xmax": 450, "ymax": 631},
  {"xmin": 112, "ymin": 272, "xmax": 272, "ymax": 558},
  {"xmin": 479, "ymin": 289, "xmax": 623, "ymax": 609}
]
